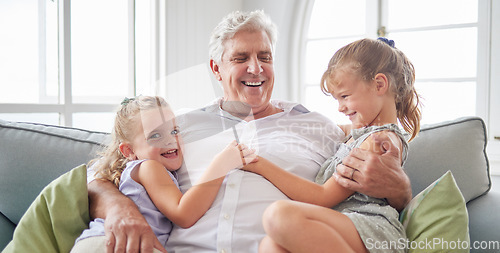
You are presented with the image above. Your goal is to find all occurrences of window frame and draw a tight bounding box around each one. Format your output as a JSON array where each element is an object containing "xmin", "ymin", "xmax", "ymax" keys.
[
  {"xmin": 0, "ymin": 0, "xmax": 136, "ymax": 127},
  {"xmin": 487, "ymin": 0, "xmax": 500, "ymax": 175},
  {"xmin": 298, "ymin": 0, "xmax": 499, "ymax": 174}
]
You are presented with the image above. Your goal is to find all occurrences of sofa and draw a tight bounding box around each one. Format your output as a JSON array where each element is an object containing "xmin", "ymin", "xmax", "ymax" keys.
[{"xmin": 0, "ymin": 116, "xmax": 499, "ymax": 252}]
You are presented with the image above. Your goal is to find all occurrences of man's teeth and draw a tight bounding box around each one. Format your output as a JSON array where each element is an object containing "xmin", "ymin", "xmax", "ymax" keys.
[{"xmin": 244, "ymin": 81, "xmax": 262, "ymax": 86}]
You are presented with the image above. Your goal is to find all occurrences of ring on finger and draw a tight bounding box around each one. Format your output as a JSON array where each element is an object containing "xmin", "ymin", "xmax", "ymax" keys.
[{"xmin": 350, "ymin": 169, "xmax": 356, "ymax": 180}]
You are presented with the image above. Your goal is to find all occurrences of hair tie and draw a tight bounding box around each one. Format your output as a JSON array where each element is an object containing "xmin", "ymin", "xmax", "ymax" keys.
[
  {"xmin": 121, "ymin": 97, "xmax": 136, "ymax": 106},
  {"xmin": 377, "ymin": 37, "xmax": 395, "ymax": 48}
]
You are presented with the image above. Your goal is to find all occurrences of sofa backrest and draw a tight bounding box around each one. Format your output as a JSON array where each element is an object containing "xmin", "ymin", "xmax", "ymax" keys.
[
  {"xmin": 0, "ymin": 116, "xmax": 491, "ymax": 249},
  {"xmin": 405, "ymin": 117, "xmax": 491, "ymax": 203},
  {"xmin": 0, "ymin": 119, "xmax": 108, "ymax": 248}
]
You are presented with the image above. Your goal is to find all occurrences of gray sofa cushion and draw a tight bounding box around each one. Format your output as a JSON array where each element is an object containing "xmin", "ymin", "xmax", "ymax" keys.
[
  {"xmin": 0, "ymin": 116, "xmax": 495, "ymax": 251},
  {"xmin": 467, "ymin": 178, "xmax": 500, "ymax": 253},
  {"xmin": 0, "ymin": 119, "xmax": 107, "ymax": 226},
  {"xmin": 405, "ymin": 117, "xmax": 490, "ymax": 202}
]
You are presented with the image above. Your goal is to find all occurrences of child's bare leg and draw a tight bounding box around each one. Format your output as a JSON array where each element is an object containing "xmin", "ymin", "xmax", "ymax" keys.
[
  {"xmin": 259, "ymin": 235, "xmax": 289, "ymax": 253},
  {"xmin": 262, "ymin": 200, "xmax": 367, "ymax": 253}
]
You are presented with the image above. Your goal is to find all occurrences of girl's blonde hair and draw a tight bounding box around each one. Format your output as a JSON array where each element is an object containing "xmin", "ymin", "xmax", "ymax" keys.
[
  {"xmin": 89, "ymin": 96, "xmax": 171, "ymax": 187},
  {"xmin": 320, "ymin": 38, "xmax": 422, "ymax": 141}
]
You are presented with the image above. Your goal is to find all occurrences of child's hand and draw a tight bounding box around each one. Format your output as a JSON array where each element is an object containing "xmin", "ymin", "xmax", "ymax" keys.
[
  {"xmin": 241, "ymin": 156, "xmax": 272, "ymax": 175},
  {"xmin": 240, "ymin": 161, "xmax": 258, "ymax": 173},
  {"xmin": 213, "ymin": 141, "xmax": 258, "ymax": 173},
  {"xmin": 238, "ymin": 143, "xmax": 259, "ymax": 166},
  {"xmin": 235, "ymin": 142, "xmax": 259, "ymax": 167}
]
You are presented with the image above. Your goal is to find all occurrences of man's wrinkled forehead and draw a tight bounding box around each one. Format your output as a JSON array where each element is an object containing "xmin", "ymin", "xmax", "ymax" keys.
[{"xmin": 222, "ymin": 30, "xmax": 273, "ymax": 59}]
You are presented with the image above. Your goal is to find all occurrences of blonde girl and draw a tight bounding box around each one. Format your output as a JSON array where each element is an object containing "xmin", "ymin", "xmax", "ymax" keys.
[
  {"xmin": 72, "ymin": 96, "xmax": 256, "ymax": 252},
  {"xmin": 242, "ymin": 38, "xmax": 421, "ymax": 253}
]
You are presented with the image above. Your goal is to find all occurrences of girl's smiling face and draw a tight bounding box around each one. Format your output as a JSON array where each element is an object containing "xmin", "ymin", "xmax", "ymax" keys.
[
  {"xmin": 328, "ymin": 68, "xmax": 385, "ymax": 129},
  {"xmin": 128, "ymin": 107, "xmax": 184, "ymax": 172}
]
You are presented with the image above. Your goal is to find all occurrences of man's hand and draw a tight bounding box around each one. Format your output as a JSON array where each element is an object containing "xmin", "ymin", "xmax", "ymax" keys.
[
  {"xmin": 333, "ymin": 132, "xmax": 412, "ymax": 211},
  {"xmin": 103, "ymin": 206, "xmax": 166, "ymax": 253},
  {"xmin": 88, "ymin": 179, "xmax": 168, "ymax": 253}
]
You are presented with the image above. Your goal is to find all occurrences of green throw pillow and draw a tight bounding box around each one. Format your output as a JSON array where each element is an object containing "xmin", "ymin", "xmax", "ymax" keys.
[
  {"xmin": 400, "ymin": 170, "xmax": 470, "ymax": 252},
  {"xmin": 3, "ymin": 164, "xmax": 90, "ymax": 253}
]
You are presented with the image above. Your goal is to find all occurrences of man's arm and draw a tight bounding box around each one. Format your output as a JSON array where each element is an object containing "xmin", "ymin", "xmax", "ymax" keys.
[
  {"xmin": 88, "ymin": 179, "xmax": 167, "ymax": 253},
  {"xmin": 333, "ymin": 132, "xmax": 412, "ymax": 211}
]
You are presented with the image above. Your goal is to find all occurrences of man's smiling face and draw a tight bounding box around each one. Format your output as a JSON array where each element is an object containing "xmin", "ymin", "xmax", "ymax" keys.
[{"xmin": 212, "ymin": 29, "xmax": 275, "ymax": 113}]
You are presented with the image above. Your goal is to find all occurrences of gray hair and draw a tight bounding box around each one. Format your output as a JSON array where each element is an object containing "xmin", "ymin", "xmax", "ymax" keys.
[{"xmin": 208, "ymin": 10, "xmax": 278, "ymax": 63}]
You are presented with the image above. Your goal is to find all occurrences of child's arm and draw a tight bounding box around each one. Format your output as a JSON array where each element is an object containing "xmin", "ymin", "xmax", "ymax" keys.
[
  {"xmin": 243, "ymin": 130, "xmax": 404, "ymax": 208},
  {"xmin": 134, "ymin": 141, "xmax": 256, "ymax": 228},
  {"xmin": 358, "ymin": 130, "xmax": 404, "ymax": 157},
  {"xmin": 338, "ymin": 124, "xmax": 352, "ymax": 136},
  {"xmin": 243, "ymin": 158, "xmax": 353, "ymax": 208}
]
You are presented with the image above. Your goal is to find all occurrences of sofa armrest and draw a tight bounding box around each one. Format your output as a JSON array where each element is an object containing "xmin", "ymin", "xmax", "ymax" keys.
[
  {"xmin": 467, "ymin": 192, "xmax": 500, "ymax": 252},
  {"xmin": 0, "ymin": 214, "xmax": 15, "ymax": 250},
  {"xmin": 0, "ymin": 119, "xmax": 108, "ymax": 251}
]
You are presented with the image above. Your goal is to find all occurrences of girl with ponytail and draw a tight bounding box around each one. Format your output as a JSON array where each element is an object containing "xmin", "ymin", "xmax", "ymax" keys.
[{"xmin": 242, "ymin": 38, "xmax": 421, "ymax": 252}]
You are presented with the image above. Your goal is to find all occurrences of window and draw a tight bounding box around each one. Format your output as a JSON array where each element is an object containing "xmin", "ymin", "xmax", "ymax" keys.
[
  {"xmin": 384, "ymin": 0, "xmax": 479, "ymax": 124},
  {"xmin": 302, "ymin": 0, "xmax": 372, "ymax": 125},
  {"xmin": 301, "ymin": 0, "xmax": 499, "ymax": 174},
  {"xmin": 0, "ymin": 0, "xmax": 56, "ymax": 104},
  {"xmin": 0, "ymin": 0, "xmax": 152, "ymax": 132},
  {"xmin": 70, "ymin": 0, "xmax": 130, "ymax": 104},
  {"xmin": 302, "ymin": 0, "xmax": 480, "ymax": 125}
]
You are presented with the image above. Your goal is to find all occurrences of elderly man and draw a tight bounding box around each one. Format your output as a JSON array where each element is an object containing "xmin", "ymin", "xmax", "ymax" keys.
[{"xmin": 87, "ymin": 10, "xmax": 411, "ymax": 253}]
